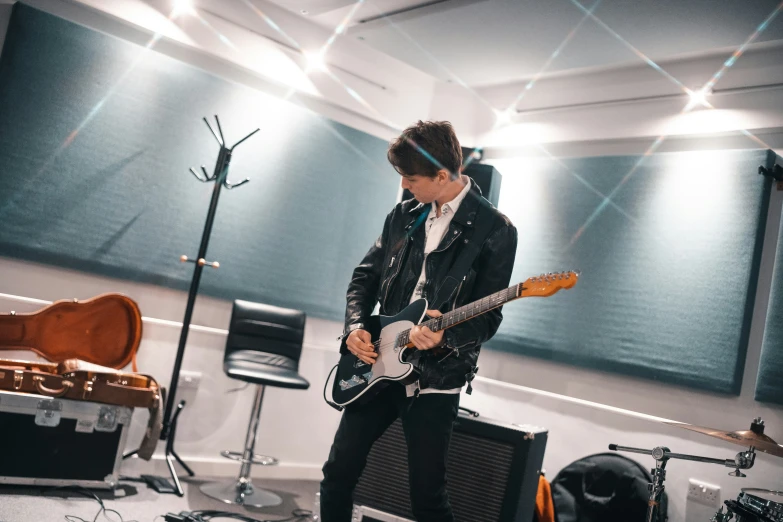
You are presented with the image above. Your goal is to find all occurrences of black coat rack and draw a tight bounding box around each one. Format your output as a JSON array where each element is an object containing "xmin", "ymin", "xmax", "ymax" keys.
[{"xmin": 124, "ymin": 116, "xmax": 258, "ymax": 496}]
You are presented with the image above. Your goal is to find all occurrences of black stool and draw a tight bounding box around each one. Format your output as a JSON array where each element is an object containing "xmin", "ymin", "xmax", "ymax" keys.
[{"xmin": 199, "ymin": 300, "xmax": 310, "ymax": 507}]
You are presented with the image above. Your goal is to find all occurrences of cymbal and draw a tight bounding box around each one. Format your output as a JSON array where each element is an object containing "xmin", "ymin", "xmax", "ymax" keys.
[{"xmin": 665, "ymin": 418, "xmax": 783, "ymax": 458}]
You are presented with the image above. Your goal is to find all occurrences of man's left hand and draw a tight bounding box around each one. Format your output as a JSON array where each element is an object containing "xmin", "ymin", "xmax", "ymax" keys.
[{"xmin": 410, "ymin": 310, "xmax": 444, "ymax": 350}]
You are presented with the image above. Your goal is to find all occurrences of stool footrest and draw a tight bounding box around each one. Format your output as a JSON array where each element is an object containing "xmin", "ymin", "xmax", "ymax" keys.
[{"xmin": 220, "ymin": 450, "xmax": 278, "ymax": 466}]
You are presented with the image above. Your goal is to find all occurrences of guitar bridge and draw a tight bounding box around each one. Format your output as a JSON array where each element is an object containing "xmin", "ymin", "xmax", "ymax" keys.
[{"xmin": 339, "ymin": 374, "xmax": 366, "ymax": 390}]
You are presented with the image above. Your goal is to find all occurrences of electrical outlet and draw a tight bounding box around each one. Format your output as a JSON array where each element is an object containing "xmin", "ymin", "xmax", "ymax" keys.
[
  {"xmin": 688, "ymin": 478, "xmax": 720, "ymax": 507},
  {"xmin": 178, "ymin": 370, "xmax": 202, "ymax": 390}
]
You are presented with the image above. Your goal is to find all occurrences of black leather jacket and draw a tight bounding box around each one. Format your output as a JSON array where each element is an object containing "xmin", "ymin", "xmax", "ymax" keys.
[{"xmin": 341, "ymin": 178, "xmax": 518, "ymax": 391}]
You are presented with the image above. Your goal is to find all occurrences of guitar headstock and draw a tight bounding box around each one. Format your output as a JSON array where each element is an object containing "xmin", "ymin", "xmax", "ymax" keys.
[{"xmin": 518, "ymin": 271, "xmax": 579, "ymax": 297}]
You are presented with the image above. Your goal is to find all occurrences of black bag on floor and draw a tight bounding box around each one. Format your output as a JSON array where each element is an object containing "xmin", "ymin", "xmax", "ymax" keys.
[{"xmin": 550, "ymin": 452, "xmax": 668, "ymax": 522}]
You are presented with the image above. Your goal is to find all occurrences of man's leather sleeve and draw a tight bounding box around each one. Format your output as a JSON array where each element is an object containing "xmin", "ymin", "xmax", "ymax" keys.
[
  {"xmin": 443, "ymin": 223, "xmax": 518, "ymax": 354},
  {"xmin": 343, "ymin": 211, "xmax": 392, "ymax": 338}
]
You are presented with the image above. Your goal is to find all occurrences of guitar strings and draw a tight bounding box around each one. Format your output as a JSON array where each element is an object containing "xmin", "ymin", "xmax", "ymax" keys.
[{"xmin": 366, "ymin": 291, "xmax": 512, "ymax": 353}]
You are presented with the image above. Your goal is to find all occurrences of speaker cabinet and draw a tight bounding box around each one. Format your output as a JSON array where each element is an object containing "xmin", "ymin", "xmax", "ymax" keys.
[
  {"xmin": 401, "ymin": 163, "xmax": 502, "ymax": 207},
  {"xmin": 353, "ymin": 413, "xmax": 547, "ymax": 522}
]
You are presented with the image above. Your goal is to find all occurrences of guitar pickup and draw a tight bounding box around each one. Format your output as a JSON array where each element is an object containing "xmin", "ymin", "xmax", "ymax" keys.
[{"xmin": 339, "ymin": 374, "xmax": 366, "ymax": 390}]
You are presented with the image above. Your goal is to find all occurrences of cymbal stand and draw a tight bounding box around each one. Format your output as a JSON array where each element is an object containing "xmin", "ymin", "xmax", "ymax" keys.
[
  {"xmin": 609, "ymin": 443, "xmax": 756, "ymax": 522},
  {"xmin": 123, "ymin": 116, "xmax": 259, "ymax": 496}
]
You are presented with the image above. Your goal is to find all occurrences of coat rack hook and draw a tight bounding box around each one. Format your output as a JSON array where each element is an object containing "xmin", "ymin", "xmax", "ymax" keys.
[
  {"xmin": 214, "ymin": 115, "xmax": 225, "ymax": 145},
  {"xmin": 224, "ymin": 178, "xmax": 250, "ymax": 190},
  {"xmin": 203, "ymin": 117, "xmax": 223, "ymax": 146},
  {"xmin": 231, "ymin": 128, "xmax": 260, "ymax": 151}
]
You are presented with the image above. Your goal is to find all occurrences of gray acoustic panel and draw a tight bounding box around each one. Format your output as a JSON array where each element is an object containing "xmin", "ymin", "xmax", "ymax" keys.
[
  {"xmin": 0, "ymin": 3, "xmax": 398, "ymax": 321},
  {"xmin": 757, "ymin": 162, "xmax": 783, "ymax": 404},
  {"xmin": 489, "ymin": 149, "xmax": 773, "ymax": 394}
]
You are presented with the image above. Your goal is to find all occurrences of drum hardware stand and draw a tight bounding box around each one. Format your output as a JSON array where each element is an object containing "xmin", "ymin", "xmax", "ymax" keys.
[
  {"xmin": 123, "ymin": 116, "xmax": 259, "ymax": 496},
  {"xmin": 609, "ymin": 443, "xmax": 756, "ymax": 522}
]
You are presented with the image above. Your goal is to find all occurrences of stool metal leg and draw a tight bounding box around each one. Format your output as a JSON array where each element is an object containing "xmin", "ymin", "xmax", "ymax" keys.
[{"xmin": 199, "ymin": 385, "xmax": 282, "ymax": 508}]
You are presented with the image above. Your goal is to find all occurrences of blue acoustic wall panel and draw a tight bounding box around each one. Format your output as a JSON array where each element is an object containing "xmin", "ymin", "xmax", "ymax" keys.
[
  {"xmin": 0, "ymin": 3, "xmax": 399, "ymax": 320},
  {"xmin": 757, "ymin": 162, "xmax": 783, "ymax": 404},
  {"xmin": 490, "ymin": 150, "xmax": 772, "ymax": 394}
]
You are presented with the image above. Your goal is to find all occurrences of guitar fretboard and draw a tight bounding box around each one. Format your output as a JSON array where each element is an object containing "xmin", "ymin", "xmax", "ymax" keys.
[{"xmin": 396, "ymin": 284, "xmax": 520, "ymax": 347}]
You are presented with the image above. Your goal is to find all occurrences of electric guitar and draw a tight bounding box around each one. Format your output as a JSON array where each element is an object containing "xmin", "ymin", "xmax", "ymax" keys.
[{"xmin": 328, "ymin": 271, "xmax": 579, "ymax": 408}]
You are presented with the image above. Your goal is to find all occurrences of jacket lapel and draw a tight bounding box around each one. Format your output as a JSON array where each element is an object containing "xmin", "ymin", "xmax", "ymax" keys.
[{"xmin": 432, "ymin": 177, "xmax": 483, "ymax": 253}]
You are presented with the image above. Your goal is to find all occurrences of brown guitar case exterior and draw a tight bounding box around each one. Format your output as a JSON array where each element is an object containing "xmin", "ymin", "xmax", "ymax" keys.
[{"xmin": 0, "ymin": 293, "xmax": 142, "ymax": 371}]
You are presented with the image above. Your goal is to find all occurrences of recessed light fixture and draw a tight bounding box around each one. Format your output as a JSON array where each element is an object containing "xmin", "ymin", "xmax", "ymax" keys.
[
  {"xmin": 304, "ymin": 50, "xmax": 328, "ymax": 72},
  {"xmin": 172, "ymin": 0, "xmax": 194, "ymax": 16},
  {"xmin": 685, "ymin": 87, "xmax": 712, "ymax": 111}
]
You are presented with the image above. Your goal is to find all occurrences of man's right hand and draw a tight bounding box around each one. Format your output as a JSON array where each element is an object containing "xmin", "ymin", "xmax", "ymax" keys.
[{"xmin": 346, "ymin": 329, "xmax": 378, "ymax": 365}]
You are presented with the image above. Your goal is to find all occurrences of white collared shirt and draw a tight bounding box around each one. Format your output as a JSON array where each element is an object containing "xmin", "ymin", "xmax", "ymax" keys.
[{"xmin": 409, "ymin": 176, "xmax": 472, "ymax": 305}]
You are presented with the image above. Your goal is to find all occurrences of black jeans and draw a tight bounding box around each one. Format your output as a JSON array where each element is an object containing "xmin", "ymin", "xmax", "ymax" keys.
[{"xmin": 320, "ymin": 383, "xmax": 460, "ymax": 522}]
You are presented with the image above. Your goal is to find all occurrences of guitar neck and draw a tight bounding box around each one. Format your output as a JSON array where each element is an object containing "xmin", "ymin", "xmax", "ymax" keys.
[{"xmin": 398, "ymin": 284, "xmax": 522, "ymax": 347}]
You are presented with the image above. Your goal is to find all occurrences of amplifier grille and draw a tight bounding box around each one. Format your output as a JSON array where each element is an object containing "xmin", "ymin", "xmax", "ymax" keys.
[{"xmin": 354, "ymin": 418, "xmax": 516, "ymax": 522}]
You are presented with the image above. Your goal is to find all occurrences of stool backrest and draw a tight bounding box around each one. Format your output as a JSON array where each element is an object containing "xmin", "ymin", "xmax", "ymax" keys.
[{"xmin": 225, "ymin": 300, "xmax": 306, "ymax": 369}]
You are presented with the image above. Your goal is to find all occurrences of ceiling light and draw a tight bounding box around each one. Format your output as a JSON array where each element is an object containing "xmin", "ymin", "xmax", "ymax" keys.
[
  {"xmin": 172, "ymin": 0, "xmax": 194, "ymax": 16},
  {"xmin": 493, "ymin": 107, "xmax": 516, "ymax": 128},
  {"xmin": 304, "ymin": 50, "xmax": 328, "ymax": 72},
  {"xmin": 685, "ymin": 87, "xmax": 712, "ymax": 112}
]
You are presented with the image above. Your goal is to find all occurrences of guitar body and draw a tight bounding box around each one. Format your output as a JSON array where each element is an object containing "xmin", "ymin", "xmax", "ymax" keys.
[
  {"xmin": 331, "ymin": 299, "xmax": 428, "ymax": 408},
  {"xmin": 0, "ymin": 293, "xmax": 142, "ymax": 370},
  {"xmin": 326, "ymin": 271, "xmax": 580, "ymax": 410}
]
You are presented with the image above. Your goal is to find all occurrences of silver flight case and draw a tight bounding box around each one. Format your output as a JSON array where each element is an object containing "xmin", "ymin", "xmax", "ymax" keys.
[{"xmin": 0, "ymin": 390, "xmax": 131, "ymax": 489}]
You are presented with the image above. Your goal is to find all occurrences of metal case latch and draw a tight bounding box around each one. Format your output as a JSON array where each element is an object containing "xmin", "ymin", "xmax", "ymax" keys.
[
  {"xmin": 96, "ymin": 406, "xmax": 119, "ymax": 432},
  {"xmin": 36, "ymin": 399, "xmax": 62, "ymax": 427}
]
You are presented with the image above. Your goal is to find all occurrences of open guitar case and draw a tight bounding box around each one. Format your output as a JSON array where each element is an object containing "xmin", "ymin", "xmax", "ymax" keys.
[{"xmin": 0, "ymin": 293, "xmax": 162, "ymax": 489}]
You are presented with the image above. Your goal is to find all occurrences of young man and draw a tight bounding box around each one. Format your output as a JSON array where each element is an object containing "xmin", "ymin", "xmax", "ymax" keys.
[{"xmin": 320, "ymin": 121, "xmax": 518, "ymax": 522}]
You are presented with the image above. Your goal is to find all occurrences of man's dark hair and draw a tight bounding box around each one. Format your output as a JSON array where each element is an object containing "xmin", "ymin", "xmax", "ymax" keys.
[{"xmin": 387, "ymin": 120, "xmax": 462, "ymax": 179}]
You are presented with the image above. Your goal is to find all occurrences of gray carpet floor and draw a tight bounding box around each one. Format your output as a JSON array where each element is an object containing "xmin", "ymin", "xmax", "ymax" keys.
[{"xmin": 0, "ymin": 478, "xmax": 320, "ymax": 522}]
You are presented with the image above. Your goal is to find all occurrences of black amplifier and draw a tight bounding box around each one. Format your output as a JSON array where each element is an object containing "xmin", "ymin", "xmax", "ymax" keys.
[{"xmin": 354, "ymin": 412, "xmax": 547, "ymax": 522}]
